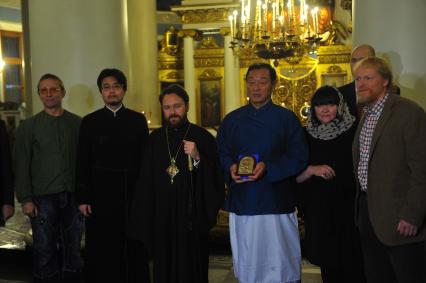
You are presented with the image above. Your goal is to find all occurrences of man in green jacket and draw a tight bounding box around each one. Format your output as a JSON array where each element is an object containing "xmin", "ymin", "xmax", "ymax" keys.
[{"xmin": 14, "ymin": 73, "xmax": 83, "ymax": 283}]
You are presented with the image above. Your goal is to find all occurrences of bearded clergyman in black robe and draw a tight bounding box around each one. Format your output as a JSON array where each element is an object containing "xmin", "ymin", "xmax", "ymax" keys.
[
  {"xmin": 75, "ymin": 69, "xmax": 150, "ymax": 283},
  {"xmin": 129, "ymin": 84, "xmax": 224, "ymax": 283}
]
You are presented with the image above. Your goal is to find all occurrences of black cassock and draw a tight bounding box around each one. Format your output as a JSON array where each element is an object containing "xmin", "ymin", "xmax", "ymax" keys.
[
  {"xmin": 129, "ymin": 121, "xmax": 224, "ymax": 283},
  {"xmin": 75, "ymin": 107, "xmax": 149, "ymax": 283},
  {"xmin": 296, "ymin": 125, "xmax": 365, "ymax": 281}
]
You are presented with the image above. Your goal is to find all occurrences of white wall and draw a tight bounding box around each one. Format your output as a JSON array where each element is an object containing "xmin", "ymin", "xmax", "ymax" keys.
[
  {"xmin": 353, "ymin": 0, "xmax": 426, "ymax": 109},
  {"xmin": 24, "ymin": 0, "xmax": 129, "ymax": 117}
]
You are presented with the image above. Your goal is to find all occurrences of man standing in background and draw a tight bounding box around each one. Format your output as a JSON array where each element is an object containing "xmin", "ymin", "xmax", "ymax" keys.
[
  {"xmin": 14, "ymin": 74, "xmax": 83, "ymax": 283},
  {"xmin": 129, "ymin": 84, "xmax": 224, "ymax": 283},
  {"xmin": 76, "ymin": 68, "xmax": 149, "ymax": 283},
  {"xmin": 339, "ymin": 44, "xmax": 376, "ymax": 119},
  {"xmin": 353, "ymin": 57, "xmax": 425, "ymax": 283},
  {"xmin": 217, "ymin": 63, "xmax": 308, "ymax": 283}
]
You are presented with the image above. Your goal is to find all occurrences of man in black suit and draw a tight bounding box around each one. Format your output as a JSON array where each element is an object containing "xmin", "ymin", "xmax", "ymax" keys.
[{"xmin": 339, "ymin": 44, "xmax": 376, "ymax": 119}]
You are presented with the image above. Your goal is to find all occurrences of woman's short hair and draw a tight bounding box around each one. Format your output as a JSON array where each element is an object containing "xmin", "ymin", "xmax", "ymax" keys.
[{"xmin": 310, "ymin": 85, "xmax": 341, "ymax": 124}]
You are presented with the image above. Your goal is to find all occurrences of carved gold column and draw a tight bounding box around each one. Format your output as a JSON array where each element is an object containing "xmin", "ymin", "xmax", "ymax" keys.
[
  {"xmin": 180, "ymin": 29, "xmax": 199, "ymax": 124},
  {"xmin": 127, "ymin": 0, "xmax": 160, "ymax": 125}
]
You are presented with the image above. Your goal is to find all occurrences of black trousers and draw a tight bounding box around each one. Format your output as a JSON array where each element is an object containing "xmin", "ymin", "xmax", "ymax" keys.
[{"xmin": 357, "ymin": 193, "xmax": 425, "ymax": 283}]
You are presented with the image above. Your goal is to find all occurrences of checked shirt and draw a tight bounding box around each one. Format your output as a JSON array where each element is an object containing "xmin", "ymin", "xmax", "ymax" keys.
[{"xmin": 357, "ymin": 93, "xmax": 389, "ymax": 191}]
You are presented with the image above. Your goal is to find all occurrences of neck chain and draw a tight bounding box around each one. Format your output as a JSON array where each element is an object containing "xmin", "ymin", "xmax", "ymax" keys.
[{"xmin": 165, "ymin": 123, "xmax": 191, "ymax": 184}]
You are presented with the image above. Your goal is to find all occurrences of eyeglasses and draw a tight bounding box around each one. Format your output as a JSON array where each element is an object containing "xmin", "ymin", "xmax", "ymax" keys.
[
  {"xmin": 162, "ymin": 103, "xmax": 184, "ymax": 111},
  {"xmin": 39, "ymin": 88, "xmax": 62, "ymax": 95},
  {"xmin": 101, "ymin": 84, "xmax": 123, "ymax": 91}
]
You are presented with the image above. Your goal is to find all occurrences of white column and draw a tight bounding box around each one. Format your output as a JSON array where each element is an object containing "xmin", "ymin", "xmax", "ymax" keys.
[
  {"xmin": 224, "ymin": 35, "xmax": 241, "ymax": 114},
  {"xmin": 127, "ymin": 0, "xmax": 160, "ymax": 126},
  {"xmin": 23, "ymin": 0, "xmax": 129, "ymax": 117},
  {"xmin": 183, "ymin": 35, "xmax": 197, "ymax": 123},
  {"xmin": 353, "ymin": 0, "xmax": 426, "ymax": 109}
]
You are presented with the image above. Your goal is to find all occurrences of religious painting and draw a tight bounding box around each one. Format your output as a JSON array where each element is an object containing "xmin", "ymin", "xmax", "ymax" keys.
[{"xmin": 199, "ymin": 79, "xmax": 221, "ymax": 127}]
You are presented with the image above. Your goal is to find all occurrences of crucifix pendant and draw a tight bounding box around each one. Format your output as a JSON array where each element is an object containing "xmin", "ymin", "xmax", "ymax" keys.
[{"xmin": 166, "ymin": 158, "xmax": 179, "ymax": 184}]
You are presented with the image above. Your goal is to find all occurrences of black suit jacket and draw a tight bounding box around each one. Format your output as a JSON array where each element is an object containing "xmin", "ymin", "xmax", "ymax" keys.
[{"xmin": 338, "ymin": 81, "xmax": 358, "ymax": 119}]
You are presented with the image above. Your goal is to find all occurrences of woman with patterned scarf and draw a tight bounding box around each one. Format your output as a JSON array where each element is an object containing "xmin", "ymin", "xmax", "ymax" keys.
[{"xmin": 296, "ymin": 85, "xmax": 366, "ymax": 283}]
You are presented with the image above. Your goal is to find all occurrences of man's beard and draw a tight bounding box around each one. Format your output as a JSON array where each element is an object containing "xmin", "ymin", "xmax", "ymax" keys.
[{"xmin": 167, "ymin": 114, "xmax": 187, "ymax": 128}]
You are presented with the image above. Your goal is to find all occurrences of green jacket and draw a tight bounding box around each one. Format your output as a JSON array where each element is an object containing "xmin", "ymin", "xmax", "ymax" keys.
[{"xmin": 14, "ymin": 110, "xmax": 81, "ymax": 203}]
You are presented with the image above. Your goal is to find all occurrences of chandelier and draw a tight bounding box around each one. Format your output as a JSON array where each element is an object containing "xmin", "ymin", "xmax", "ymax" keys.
[{"xmin": 228, "ymin": 0, "xmax": 321, "ymax": 66}]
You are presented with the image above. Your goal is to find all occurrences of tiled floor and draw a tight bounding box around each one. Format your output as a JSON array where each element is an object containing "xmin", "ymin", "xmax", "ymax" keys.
[{"xmin": 0, "ymin": 201, "xmax": 322, "ymax": 283}]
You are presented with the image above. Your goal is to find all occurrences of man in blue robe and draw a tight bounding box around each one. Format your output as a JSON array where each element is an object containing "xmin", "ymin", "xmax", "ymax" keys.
[{"xmin": 217, "ymin": 63, "xmax": 308, "ymax": 283}]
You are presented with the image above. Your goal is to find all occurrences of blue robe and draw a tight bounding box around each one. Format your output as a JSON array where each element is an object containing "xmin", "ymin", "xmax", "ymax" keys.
[{"xmin": 217, "ymin": 100, "xmax": 309, "ymax": 215}]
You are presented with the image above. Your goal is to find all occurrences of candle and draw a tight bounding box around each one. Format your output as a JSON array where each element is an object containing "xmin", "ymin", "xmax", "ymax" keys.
[
  {"xmin": 287, "ymin": 0, "xmax": 292, "ymax": 18},
  {"xmin": 241, "ymin": 0, "xmax": 245, "ymax": 19},
  {"xmin": 272, "ymin": 3, "xmax": 276, "ymax": 31},
  {"xmin": 257, "ymin": 1, "xmax": 261, "ymax": 32},
  {"xmin": 247, "ymin": 0, "xmax": 251, "ymax": 21},
  {"xmin": 229, "ymin": 15, "xmax": 234, "ymax": 38},
  {"xmin": 280, "ymin": 0, "xmax": 285, "ymax": 32},
  {"xmin": 305, "ymin": 4, "xmax": 309, "ymax": 26},
  {"xmin": 287, "ymin": 0, "xmax": 292, "ymax": 30},
  {"xmin": 314, "ymin": 7, "xmax": 319, "ymax": 34},
  {"xmin": 233, "ymin": 10, "xmax": 238, "ymax": 38},
  {"xmin": 311, "ymin": 8, "xmax": 319, "ymax": 34},
  {"xmin": 262, "ymin": 3, "xmax": 267, "ymax": 33}
]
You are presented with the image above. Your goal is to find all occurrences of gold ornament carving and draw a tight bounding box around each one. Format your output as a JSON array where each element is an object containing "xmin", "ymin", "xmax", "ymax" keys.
[
  {"xmin": 272, "ymin": 72, "xmax": 317, "ymax": 123},
  {"xmin": 199, "ymin": 69, "xmax": 222, "ymax": 80},
  {"xmin": 158, "ymin": 61, "xmax": 183, "ymax": 70},
  {"xmin": 199, "ymin": 36, "xmax": 220, "ymax": 49},
  {"xmin": 317, "ymin": 45, "xmax": 351, "ymax": 64},
  {"xmin": 341, "ymin": 0, "xmax": 352, "ymax": 10},
  {"xmin": 194, "ymin": 37, "xmax": 224, "ymax": 68},
  {"xmin": 163, "ymin": 71, "xmax": 181, "ymax": 80},
  {"xmin": 158, "ymin": 26, "xmax": 181, "ymax": 57},
  {"xmin": 180, "ymin": 9, "xmax": 231, "ymax": 24},
  {"xmin": 326, "ymin": 65, "xmax": 344, "ymax": 74},
  {"xmin": 178, "ymin": 29, "xmax": 203, "ymax": 40},
  {"xmin": 195, "ymin": 58, "xmax": 224, "ymax": 68}
]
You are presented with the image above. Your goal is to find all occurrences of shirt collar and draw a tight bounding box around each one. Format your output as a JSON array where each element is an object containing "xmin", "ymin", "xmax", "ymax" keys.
[
  {"xmin": 247, "ymin": 99, "xmax": 273, "ymax": 112},
  {"xmin": 366, "ymin": 93, "xmax": 389, "ymax": 117},
  {"xmin": 105, "ymin": 104, "xmax": 123, "ymax": 117}
]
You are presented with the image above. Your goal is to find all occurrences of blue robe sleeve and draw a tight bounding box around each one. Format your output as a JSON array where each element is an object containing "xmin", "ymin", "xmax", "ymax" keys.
[{"xmin": 264, "ymin": 112, "xmax": 308, "ymax": 183}]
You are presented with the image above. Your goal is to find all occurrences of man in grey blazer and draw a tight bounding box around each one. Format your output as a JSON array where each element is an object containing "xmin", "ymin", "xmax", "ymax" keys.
[{"xmin": 352, "ymin": 56, "xmax": 426, "ymax": 283}]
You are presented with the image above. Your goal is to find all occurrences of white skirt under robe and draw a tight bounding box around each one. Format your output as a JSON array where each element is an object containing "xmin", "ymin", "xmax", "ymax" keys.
[{"xmin": 229, "ymin": 212, "xmax": 301, "ymax": 283}]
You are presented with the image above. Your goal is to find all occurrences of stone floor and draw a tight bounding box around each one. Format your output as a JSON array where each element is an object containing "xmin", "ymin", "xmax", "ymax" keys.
[{"xmin": 0, "ymin": 201, "xmax": 322, "ymax": 283}]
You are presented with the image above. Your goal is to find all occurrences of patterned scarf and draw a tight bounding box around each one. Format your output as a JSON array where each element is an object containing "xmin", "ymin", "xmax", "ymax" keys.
[{"xmin": 306, "ymin": 87, "xmax": 355, "ymax": 140}]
